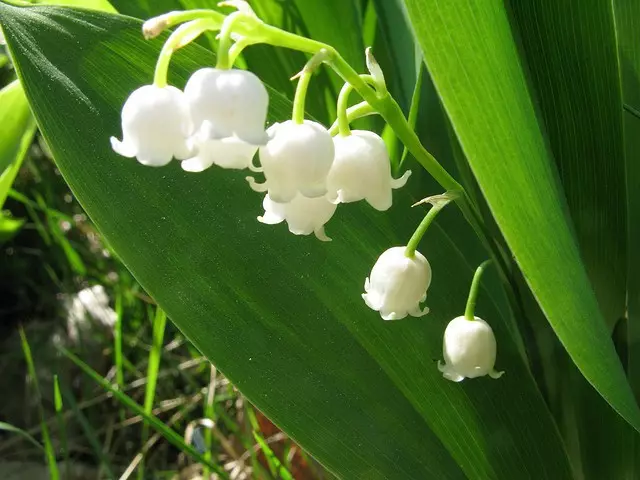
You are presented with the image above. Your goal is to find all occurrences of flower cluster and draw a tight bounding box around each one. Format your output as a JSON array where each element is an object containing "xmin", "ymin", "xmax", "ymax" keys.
[
  {"xmin": 111, "ymin": 67, "xmax": 410, "ymax": 241},
  {"xmin": 110, "ymin": 4, "xmax": 503, "ymax": 383}
]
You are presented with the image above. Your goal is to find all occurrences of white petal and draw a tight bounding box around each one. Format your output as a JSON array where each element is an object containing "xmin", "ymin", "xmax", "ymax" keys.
[
  {"xmin": 363, "ymin": 246, "xmax": 431, "ymax": 320},
  {"xmin": 185, "ymin": 68, "xmax": 269, "ymax": 146},
  {"xmin": 259, "ymin": 120, "xmax": 334, "ymax": 201},
  {"xmin": 391, "ymin": 169, "xmax": 412, "ymax": 189},
  {"xmin": 110, "ymin": 136, "xmax": 136, "ymax": 158},
  {"xmin": 181, "ymin": 156, "xmax": 215, "ymax": 172},
  {"xmin": 438, "ymin": 361, "xmax": 465, "ymax": 382},
  {"xmin": 314, "ymin": 226, "xmax": 332, "ymax": 242},
  {"xmin": 258, "ymin": 212, "xmax": 284, "ymax": 225},
  {"xmin": 408, "ymin": 305, "xmax": 430, "ymax": 317},
  {"xmin": 246, "ymin": 176, "xmax": 269, "ymax": 192},
  {"xmin": 137, "ymin": 147, "xmax": 173, "ymax": 167}
]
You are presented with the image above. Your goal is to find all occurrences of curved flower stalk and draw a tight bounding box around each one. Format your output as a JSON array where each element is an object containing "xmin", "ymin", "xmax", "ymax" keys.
[
  {"xmin": 362, "ymin": 246, "xmax": 432, "ymax": 320},
  {"xmin": 258, "ymin": 193, "xmax": 337, "ymax": 241},
  {"xmin": 328, "ymin": 130, "xmax": 411, "ymax": 210},
  {"xmin": 111, "ymin": 19, "xmax": 222, "ymax": 167},
  {"xmin": 181, "ymin": 68, "xmax": 269, "ymax": 172},
  {"xmin": 247, "ymin": 51, "xmax": 336, "ymax": 203},
  {"xmin": 363, "ymin": 193, "xmax": 456, "ymax": 320},
  {"xmin": 438, "ymin": 260, "xmax": 504, "ymax": 382},
  {"xmin": 327, "ymin": 74, "xmax": 410, "ymax": 210},
  {"xmin": 110, "ymin": 84, "xmax": 193, "ymax": 166},
  {"xmin": 248, "ymin": 120, "xmax": 335, "ymax": 203},
  {"xmin": 438, "ymin": 315, "xmax": 504, "ymax": 382}
]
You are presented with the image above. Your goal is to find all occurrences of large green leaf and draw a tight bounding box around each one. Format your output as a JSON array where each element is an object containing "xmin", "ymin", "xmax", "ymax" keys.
[
  {"xmin": 508, "ymin": 0, "xmax": 627, "ymax": 331},
  {"xmin": 0, "ymin": 4, "xmax": 575, "ymax": 478},
  {"xmin": 506, "ymin": 3, "xmax": 636, "ymax": 478},
  {"xmin": 401, "ymin": 0, "xmax": 640, "ymax": 433}
]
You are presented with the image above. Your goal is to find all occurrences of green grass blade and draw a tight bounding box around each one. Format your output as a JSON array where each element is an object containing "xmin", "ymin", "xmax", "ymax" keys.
[
  {"xmin": 19, "ymin": 328, "xmax": 59, "ymax": 480},
  {"xmin": 0, "ymin": 421, "xmax": 43, "ymax": 451},
  {"xmin": 252, "ymin": 431, "xmax": 293, "ymax": 480},
  {"xmin": 402, "ymin": 0, "xmax": 640, "ymax": 435},
  {"xmin": 52, "ymin": 375, "xmax": 70, "ymax": 480},
  {"xmin": 60, "ymin": 383, "xmax": 116, "ymax": 479},
  {"xmin": 202, "ymin": 365, "xmax": 217, "ymax": 479},
  {"xmin": 58, "ymin": 346, "xmax": 229, "ymax": 479},
  {"xmin": 139, "ymin": 307, "xmax": 167, "ymax": 478},
  {"xmin": 114, "ymin": 291, "xmax": 124, "ymax": 387}
]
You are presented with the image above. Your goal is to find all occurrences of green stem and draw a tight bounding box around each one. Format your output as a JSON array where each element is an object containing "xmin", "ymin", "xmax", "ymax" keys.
[
  {"xmin": 405, "ymin": 199, "xmax": 452, "ymax": 258},
  {"xmin": 337, "ymin": 82, "xmax": 356, "ymax": 136},
  {"xmin": 216, "ymin": 12, "xmax": 246, "ymax": 69},
  {"xmin": 153, "ymin": 19, "xmax": 219, "ymax": 88},
  {"xmin": 465, "ymin": 259, "xmax": 493, "ymax": 320},
  {"xmin": 292, "ymin": 71, "xmax": 312, "ymax": 124},
  {"xmin": 336, "ymin": 75, "xmax": 377, "ymax": 136},
  {"xmin": 144, "ymin": 10, "xmax": 224, "ymax": 39},
  {"xmin": 329, "ymin": 101, "xmax": 377, "ymax": 135}
]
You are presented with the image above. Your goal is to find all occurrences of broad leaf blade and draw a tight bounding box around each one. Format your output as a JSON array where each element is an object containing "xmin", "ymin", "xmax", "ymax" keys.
[
  {"xmin": 401, "ymin": 0, "xmax": 640, "ymax": 434},
  {"xmin": 508, "ymin": 0, "xmax": 627, "ymax": 331},
  {"xmin": 0, "ymin": 5, "xmax": 574, "ymax": 479}
]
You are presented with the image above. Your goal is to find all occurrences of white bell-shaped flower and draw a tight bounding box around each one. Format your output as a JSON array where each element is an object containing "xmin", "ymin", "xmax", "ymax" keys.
[
  {"xmin": 248, "ymin": 120, "xmax": 334, "ymax": 203},
  {"xmin": 362, "ymin": 246, "xmax": 431, "ymax": 320},
  {"xmin": 438, "ymin": 316, "xmax": 504, "ymax": 382},
  {"xmin": 182, "ymin": 68, "xmax": 269, "ymax": 172},
  {"xmin": 110, "ymin": 85, "xmax": 193, "ymax": 166},
  {"xmin": 328, "ymin": 131, "xmax": 411, "ymax": 211},
  {"xmin": 258, "ymin": 193, "xmax": 337, "ymax": 241}
]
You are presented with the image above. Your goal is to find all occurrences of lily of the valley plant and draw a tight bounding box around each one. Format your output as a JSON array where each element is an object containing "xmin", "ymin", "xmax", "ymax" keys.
[{"xmin": 111, "ymin": 2, "xmax": 503, "ymax": 380}]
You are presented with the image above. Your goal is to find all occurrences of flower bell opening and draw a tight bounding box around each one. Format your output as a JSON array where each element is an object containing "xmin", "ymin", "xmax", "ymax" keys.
[
  {"xmin": 438, "ymin": 316, "xmax": 504, "ymax": 382},
  {"xmin": 328, "ymin": 130, "xmax": 411, "ymax": 211},
  {"xmin": 258, "ymin": 193, "xmax": 337, "ymax": 241},
  {"xmin": 181, "ymin": 67, "xmax": 269, "ymax": 171},
  {"xmin": 362, "ymin": 246, "xmax": 432, "ymax": 320},
  {"xmin": 250, "ymin": 120, "xmax": 335, "ymax": 203},
  {"xmin": 110, "ymin": 85, "xmax": 193, "ymax": 166}
]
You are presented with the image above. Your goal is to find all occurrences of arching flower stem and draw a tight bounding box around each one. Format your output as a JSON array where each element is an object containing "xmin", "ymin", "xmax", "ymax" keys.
[
  {"xmin": 153, "ymin": 18, "xmax": 220, "ymax": 88},
  {"xmin": 292, "ymin": 70, "xmax": 312, "ymax": 124},
  {"xmin": 464, "ymin": 260, "xmax": 493, "ymax": 321},
  {"xmin": 336, "ymin": 75, "xmax": 377, "ymax": 137},
  {"xmin": 216, "ymin": 12, "xmax": 249, "ymax": 69},
  {"xmin": 143, "ymin": 10, "xmax": 223, "ymax": 39},
  {"xmin": 405, "ymin": 202, "xmax": 446, "ymax": 258},
  {"xmin": 329, "ymin": 102, "xmax": 377, "ymax": 135},
  {"xmin": 291, "ymin": 50, "xmax": 331, "ymax": 124}
]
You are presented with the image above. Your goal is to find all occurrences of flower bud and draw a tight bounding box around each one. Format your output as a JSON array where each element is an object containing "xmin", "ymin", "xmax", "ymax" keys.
[
  {"xmin": 328, "ymin": 131, "xmax": 411, "ymax": 210},
  {"xmin": 362, "ymin": 246, "xmax": 431, "ymax": 320},
  {"xmin": 438, "ymin": 316, "xmax": 504, "ymax": 382},
  {"xmin": 250, "ymin": 120, "xmax": 334, "ymax": 203},
  {"xmin": 258, "ymin": 193, "xmax": 337, "ymax": 242},
  {"xmin": 110, "ymin": 85, "xmax": 193, "ymax": 166},
  {"xmin": 182, "ymin": 68, "xmax": 268, "ymax": 172}
]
